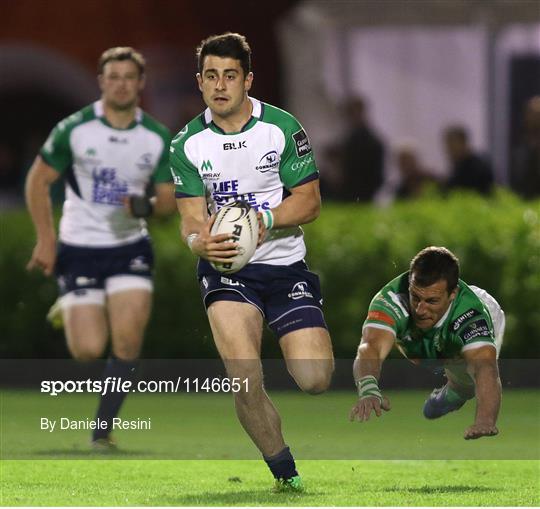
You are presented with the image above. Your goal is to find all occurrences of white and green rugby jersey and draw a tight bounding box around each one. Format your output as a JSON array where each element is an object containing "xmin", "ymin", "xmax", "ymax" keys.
[
  {"xmin": 40, "ymin": 100, "xmax": 171, "ymax": 247},
  {"xmin": 170, "ymin": 97, "xmax": 318, "ymax": 266}
]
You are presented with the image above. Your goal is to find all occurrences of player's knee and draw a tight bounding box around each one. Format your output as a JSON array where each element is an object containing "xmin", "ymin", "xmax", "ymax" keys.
[
  {"xmin": 298, "ymin": 373, "xmax": 331, "ymax": 395},
  {"xmin": 69, "ymin": 342, "xmax": 105, "ymax": 362},
  {"xmin": 294, "ymin": 365, "xmax": 333, "ymax": 394},
  {"xmin": 287, "ymin": 357, "xmax": 333, "ymax": 394},
  {"xmin": 112, "ymin": 343, "xmax": 141, "ymax": 362}
]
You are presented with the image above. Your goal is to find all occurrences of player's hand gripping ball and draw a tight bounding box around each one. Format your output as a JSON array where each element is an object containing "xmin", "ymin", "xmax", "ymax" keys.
[{"xmin": 210, "ymin": 201, "xmax": 258, "ymax": 274}]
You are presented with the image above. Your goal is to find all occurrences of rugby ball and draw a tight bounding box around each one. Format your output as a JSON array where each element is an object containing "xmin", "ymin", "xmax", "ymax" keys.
[{"xmin": 210, "ymin": 201, "xmax": 258, "ymax": 274}]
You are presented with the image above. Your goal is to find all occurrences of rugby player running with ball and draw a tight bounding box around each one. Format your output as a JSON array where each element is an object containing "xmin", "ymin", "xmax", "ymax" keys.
[{"xmin": 170, "ymin": 33, "xmax": 334, "ymax": 491}]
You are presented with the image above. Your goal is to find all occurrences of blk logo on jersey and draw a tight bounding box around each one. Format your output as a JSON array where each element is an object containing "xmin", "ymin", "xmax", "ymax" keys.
[
  {"xmin": 292, "ymin": 129, "xmax": 312, "ymax": 158},
  {"xmin": 255, "ymin": 151, "xmax": 280, "ymax": 173},
  {"xmin": 223, "ymin": 141, "xmax": 247, "ymax": 151},
  {"xmin": 92, "ymin": 168, "xmax": 128, "ymax": 206},
  {"xmin": 108, "ymin": 136, "xmax": 128, "ymax": 144}
]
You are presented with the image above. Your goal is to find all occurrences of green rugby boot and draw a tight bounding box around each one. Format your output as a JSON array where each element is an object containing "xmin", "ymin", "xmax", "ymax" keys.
[
  {"xmin": 273, "ymin": 475, "xmax": 304, "ymax": 493},
  {"xmin": 46, "ymin": 298, "xmax": 64, "ymax": 329}
]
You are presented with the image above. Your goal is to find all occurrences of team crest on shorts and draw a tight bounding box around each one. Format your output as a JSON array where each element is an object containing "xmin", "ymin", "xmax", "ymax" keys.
[{"xmin": 288, "ymin": 281, "xmax": 313, "ymax": 300}]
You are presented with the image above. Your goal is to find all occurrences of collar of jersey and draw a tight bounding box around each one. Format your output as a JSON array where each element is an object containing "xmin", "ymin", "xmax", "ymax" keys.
[
  {"xmin": 94, "ymin": 100, "xmax": 142, "ymax": 131},
  {"xmin": 202, "ymin": 96, "xmax": 264, "ymax": 135},
  {"xmin": 433, "ymin": 286, "xmax": 461, "ymax": 329}
]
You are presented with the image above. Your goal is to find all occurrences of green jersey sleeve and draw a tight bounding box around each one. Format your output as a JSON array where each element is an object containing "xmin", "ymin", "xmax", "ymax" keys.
[
  {"xmin": 448, "ymin": 284, "xmax": 497, "ymax": 353},
  {"xmin": 454, "ymin": 314, "xmax": 496, "ymax": 351},
  {"xmin": 279, "ymin": 121, "xmax": 317, "ymax": 188},
  {"xmin": 261, "ymin": 104, "xmax": 318, "ymax": 189},
  {"xmin": 363, "ymin": 274, "xmax": 411, "ymax": 338},
  {"xmin": 39, "ymin": 117, "xmax": 75, "ymax": 173},
  {"xmin": 142, "ymin": 115, "xmax": 173, "ymax": 184},
  {"xmin": 170, "ymin": 124, "xmax": 206, "ymax": 197}
]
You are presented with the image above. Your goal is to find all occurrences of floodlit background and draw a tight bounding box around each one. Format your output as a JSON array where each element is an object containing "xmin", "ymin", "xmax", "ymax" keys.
[{"xmin": 0, "ymin": 0, "xmax": 539, "ymax": 360}]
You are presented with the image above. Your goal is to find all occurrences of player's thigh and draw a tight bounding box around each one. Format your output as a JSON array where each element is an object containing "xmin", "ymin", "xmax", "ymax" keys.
[
  {"xmin": 207, "ymin": 300, "xmax": 264, "ymax": 381},
  {"xmin": 280, "ymin": 326, "xmax": 333, "ymax": 360},
  {"xmin": 106, "ymin": 276, "xmax": 153, "ymax": 360},
  {"xmin": 280, "ymin": 327, "xmax": 334, "ymax": 393},
  {"xmin": 55, "ymin": 243, "xmax": 108, "ymax": 359},
  {"xmin": 62, "ymin": 292, "xmax": 108, "ymax": 361}
]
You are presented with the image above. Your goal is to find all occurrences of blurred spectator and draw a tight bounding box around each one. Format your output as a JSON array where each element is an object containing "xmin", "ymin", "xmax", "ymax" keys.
[
  {"xmin": 318, "ymin": 144, "xmax": 345, "ymax": 201},
  {"xmin": 510, "ymin": 96, "xmax": 540, "ymax": 199},
  {"xmin": 394, "ymin": 141, "xmax": 438, "ymax": 200},
  {"xmin": 443, "ymin": 125, "xmax": 493, "ymax": 195},
  {"xmin": 0, "ymin": 142, "xmax": 17, "ymax": 189},
  {"xmin": 340, "ymin": 96, "xmax": 385, "ymax": 202}
]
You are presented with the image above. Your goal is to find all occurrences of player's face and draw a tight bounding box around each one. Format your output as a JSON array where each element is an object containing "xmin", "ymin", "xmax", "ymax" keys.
[
  {"xmin": 99, "ymin": 60, "xmax": 145, "ymax": 111},
  {"xmin": 409, "ymin": 276, "xmax": 457, "ymax": 331},
  {"xmin": 197, "ymin": 56, "xmax": 253, "ymax": 119}
]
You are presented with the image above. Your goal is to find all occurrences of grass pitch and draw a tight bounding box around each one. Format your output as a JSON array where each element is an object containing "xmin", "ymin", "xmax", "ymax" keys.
[{"xmin": 1, "ymin": 389, "xmax": 539, "ymax": 505}]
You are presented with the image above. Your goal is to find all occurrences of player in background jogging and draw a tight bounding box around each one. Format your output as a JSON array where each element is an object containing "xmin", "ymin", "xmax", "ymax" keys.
[
  {"xmin": 26, "ymin": 47, "xmax": 176, "ymax": 449},
  {"xmin": 170, "ymin": 33, "xmax": 334, "ymax": 491},
  {"xmin": 350, "ymin": 246, "xmax": 504, "ymax": 440}
]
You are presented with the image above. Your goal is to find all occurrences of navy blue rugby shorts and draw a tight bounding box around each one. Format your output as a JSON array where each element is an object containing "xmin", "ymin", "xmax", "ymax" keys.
[
  {"xmin": 55, "ymin": 237, "xmax": 154, "ymax": 297},
  {"xmin": 198, "ymin": 259, "xmax": 327, "ymax": 339}
]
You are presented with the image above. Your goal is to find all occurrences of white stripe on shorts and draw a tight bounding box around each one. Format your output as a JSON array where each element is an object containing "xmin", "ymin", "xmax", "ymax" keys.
[
  {"xmin": 105, "ymin": 275, "xmax": 153, "ymax": 295},
  {"xmin": 61, "ymin": 289, "xmax": 106, "ymax": 308}
]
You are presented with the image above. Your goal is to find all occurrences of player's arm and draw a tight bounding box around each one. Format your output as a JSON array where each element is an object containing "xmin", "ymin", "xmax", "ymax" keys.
[
  {"xmin": 25, "ymin": 156, "xmax": 61, "ymax": 276},
  {"xmin": 257, "ymin": 179, "xmax": 320, "ymax": 245},
  {"xmin": 271, "ymin": 178, "xmax": 321, "ymax": 228},
  {"xmin": 153, "ymin": 182, "xmax": 177, "ymax": 216},
  {"xmin": 462, "ymin": 345, "xmax": 501, "ymax": 440},
  {"xmin": 350, "ymin": 326, "xmax": 394, "ymax": 422},
  {"xmin": 126, "ymin": 183, "xmax": 177, "ymax": 218},
  {"xmin": 176, "ymin": 196, "xmax": 238, "ymax": 263}
]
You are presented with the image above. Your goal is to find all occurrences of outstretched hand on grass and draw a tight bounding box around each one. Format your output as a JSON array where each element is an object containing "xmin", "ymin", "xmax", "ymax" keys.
[
  {"xmin": 350, "ymin": 395, "xmax": 391, "ymax": 422},
  {"xmin": 464, "ymin": 423, "xmax": 499, "ymax": 440}
]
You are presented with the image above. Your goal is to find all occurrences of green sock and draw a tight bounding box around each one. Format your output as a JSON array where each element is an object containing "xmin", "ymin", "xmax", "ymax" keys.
[{"xmin": 445, "ymin": 386, "xmax": 467, "ymax": 404}]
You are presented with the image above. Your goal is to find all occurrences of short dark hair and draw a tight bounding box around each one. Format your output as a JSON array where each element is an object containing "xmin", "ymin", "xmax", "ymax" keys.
[
  {"xmin": 409, "ymin": 246, "xmax": 460, "ymax": 293},
  {"xmin": 196, "ymin": 32, "xmax": 251, "ymax": 76},
  {"xmin": 98, "ymin": 47, "xmax": 145, "ymax": 75},
  {"xmin": 444, "ymin": 125, "xmax": 469, "ymax": 144}
]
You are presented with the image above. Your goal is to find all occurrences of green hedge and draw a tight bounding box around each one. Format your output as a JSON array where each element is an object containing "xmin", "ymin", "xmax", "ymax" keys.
[{"xmin": 1, "ymin": 190, "xmax": 538, "ymax": 358}]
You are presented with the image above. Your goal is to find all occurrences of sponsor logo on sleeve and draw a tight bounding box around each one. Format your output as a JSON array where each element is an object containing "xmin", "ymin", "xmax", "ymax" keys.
[
  {"xmin": 374, "ymin": 295, "xmax": 401, "ymax": 317},
  {"xmin": 171, "ymin": 173, "xmax": 183, "ymax": 185},
  {"xmin": 459, "ymin": 319, "xmax": 491, "ymax": 342},
  {"xmin": 367, "ymin": 310, "xmax": 395, "ymax": 327},
  {"xmin": 291, "ymin": 154, "xmax": 314, "ymax": 171},
  {"xmin": 292, "ymin": 129, "xmax": 312, "ymax": 158},
  {"xmin": 451, "ymin": 308, "xmax": 481, "ymax": 331}
]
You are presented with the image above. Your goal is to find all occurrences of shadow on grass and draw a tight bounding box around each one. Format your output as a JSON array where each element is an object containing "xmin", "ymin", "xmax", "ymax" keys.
[
  {"xmin": 157, "ymin": 489, "xmax": 324, "ymax": 506},
  {"xmin": 384, "ymin": 485, "xmax": 501, "ymax": 494},
  {"xmin": 24, "ymin": 448, "xmax": 157, "ymax": 458}
]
